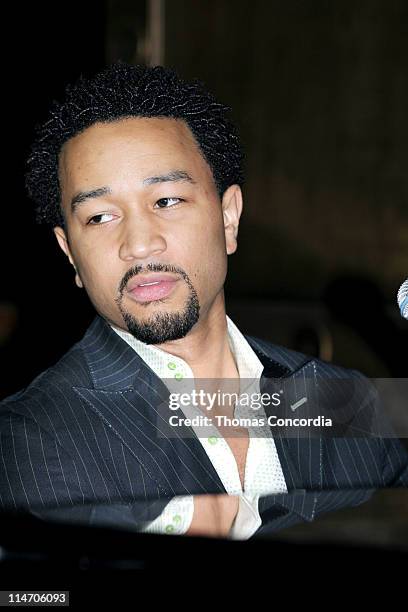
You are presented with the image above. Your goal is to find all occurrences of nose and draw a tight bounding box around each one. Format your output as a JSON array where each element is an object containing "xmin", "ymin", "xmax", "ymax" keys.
[{"xmin": 118, "ymin": 212, "xmax": 167, "ymax": 261}]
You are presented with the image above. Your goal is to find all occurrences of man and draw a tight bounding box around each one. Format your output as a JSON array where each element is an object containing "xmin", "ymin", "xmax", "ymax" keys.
[{"xmin": 0, "ymin": 63, "xmax": 406, "ymax": 539}]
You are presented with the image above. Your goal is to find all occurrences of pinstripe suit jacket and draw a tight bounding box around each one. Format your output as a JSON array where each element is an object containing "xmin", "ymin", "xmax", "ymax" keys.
[{"xmin": 0, "ymin": 314, "xmax": 407, "ymax": 535}]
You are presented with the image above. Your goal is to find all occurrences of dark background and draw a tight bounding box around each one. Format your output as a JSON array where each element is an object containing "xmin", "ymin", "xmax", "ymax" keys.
[{"xmin": 1, "ymin": 0, "xmax": 407, "ymax": 400}]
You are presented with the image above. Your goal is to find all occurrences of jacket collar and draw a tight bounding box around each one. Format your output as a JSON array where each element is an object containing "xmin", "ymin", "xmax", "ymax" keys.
[
  {"xmin": 77, "ymin": 315, "xmax": 321, "ymax": 501},
  {"xmin": 79, "ymin": 315, "xmax": 292, "ymax": 392}
]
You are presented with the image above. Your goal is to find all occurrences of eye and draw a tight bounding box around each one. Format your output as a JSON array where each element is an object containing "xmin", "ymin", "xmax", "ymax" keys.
[
  {"xmin": 87, "ymin": 213, "xmax": 115, "ymax": 225},
  {"xmin": 154, "ymin": 197, "xmax": 184, "ymax": 209}
]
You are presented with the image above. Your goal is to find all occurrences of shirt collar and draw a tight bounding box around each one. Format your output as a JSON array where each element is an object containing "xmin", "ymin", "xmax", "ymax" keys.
[{"xmin": 110, "ymin": 315, "xmax": 264, "ymax": 381}]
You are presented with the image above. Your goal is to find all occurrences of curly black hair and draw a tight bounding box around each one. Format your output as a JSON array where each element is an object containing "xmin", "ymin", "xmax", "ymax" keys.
[{"xmin": 25, "ymin": 62, "xmax": 245, "ymax": 229}]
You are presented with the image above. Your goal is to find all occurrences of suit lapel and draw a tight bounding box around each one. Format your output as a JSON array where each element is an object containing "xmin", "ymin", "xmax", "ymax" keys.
[
  {"xmin": 73, "ymin": 315, "xmax": 226, "ymax": 497},
  {"xmin": 246, "ymin": 337, "xmax": 323, "ymax": 491},
  {"xmin": 73, "ymin": 315, "xmax": 322, "ymax": 496}
]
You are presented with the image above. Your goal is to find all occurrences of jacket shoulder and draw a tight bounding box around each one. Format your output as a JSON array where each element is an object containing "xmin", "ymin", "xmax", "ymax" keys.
[
  {"xmin": 247, "ymin": 334, "xmax": 366, "ymax": 379},
  {"xmin": 0, "ymin": 342, "xmax": 91, "ymax": 415}
]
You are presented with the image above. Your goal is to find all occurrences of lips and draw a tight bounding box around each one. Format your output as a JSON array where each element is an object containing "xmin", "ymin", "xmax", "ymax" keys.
[
  {"xmin": 127, "ymin": 273, "xmax": 179, "ymax": 292},
  {"xmin": 126, "ymin": 273, "xmax": 179, "ymax": 303}
]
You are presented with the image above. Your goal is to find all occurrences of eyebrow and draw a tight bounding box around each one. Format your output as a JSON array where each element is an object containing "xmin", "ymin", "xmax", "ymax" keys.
[
  {"xmin": 142, "ymin": 170, "xmax": 196, "ymax": 187},
  {"xmin": 70, "ymin": 187, "xmax": 111, "ymax": 213},
  {"xmin": 70, "ymin": 170, "xmax": 196, "ymax": 214}
]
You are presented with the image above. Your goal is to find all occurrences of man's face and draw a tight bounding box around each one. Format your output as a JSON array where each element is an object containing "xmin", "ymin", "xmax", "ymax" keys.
[{"xmin": 54, "ymin": 117, "xmax": 242, "ymax": 344}]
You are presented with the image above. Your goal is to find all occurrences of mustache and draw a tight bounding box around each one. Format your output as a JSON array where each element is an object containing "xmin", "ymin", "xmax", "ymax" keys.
[{"xmin": 119, "ymin": 263, "xmax": 191, "ymax": 295}]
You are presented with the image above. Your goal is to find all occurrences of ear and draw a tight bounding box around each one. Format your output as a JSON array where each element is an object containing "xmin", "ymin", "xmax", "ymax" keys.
[
  {"xmin": 53, "ymin": 226, "xmax": 83, "ymax": 288},
  {"xmin": 222, "ymin": 185, "xmax": 243, "ymax": 255}
]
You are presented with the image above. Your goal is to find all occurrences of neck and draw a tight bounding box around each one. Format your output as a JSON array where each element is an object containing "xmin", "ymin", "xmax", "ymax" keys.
[{"xmin": 153, "ymin": 292, "xmax": 238, "ymax": 379}]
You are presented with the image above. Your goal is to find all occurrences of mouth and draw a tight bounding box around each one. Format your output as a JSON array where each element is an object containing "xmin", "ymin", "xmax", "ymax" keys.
[{"xmin": 126, "ymin": 274, "xmax": 180, "ymax": 303}]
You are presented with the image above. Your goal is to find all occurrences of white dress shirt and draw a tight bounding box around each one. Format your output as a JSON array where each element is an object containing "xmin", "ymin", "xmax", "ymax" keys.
[{"xmin": 110, "ymin": 316, "xmax": 287, "ymax": 539}]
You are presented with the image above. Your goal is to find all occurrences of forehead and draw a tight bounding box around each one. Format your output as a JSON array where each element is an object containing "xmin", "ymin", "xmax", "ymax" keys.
[{"xmin": 59, "ymin": 117, "xmax": 210, "ymax": 185}]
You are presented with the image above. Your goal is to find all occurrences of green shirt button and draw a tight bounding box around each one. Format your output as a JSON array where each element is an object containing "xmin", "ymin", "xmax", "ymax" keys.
[
  {"xmin": 165, "ymin": 524, "xmax": 175, "ymax": 534},
  {"xmin": 208, "ymin": 436, "xmax": 218, "ymax": 445},
  {"xmin": 173, "ymin": 515, "xmax": 182, "ymax": 524},
  {"xmin": 174, "ymin": 372, "xmax": 184, "ymax": 380},
  {"xmin": 167, "ymin": 362, "xmax": 177, "ymax": 370}
]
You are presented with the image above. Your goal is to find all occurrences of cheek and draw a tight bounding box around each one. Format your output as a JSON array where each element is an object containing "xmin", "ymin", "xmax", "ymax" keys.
[
  {"xmin": 175, "ymin": 213, "xmax": 227, "ymax": 292},
  {"xmin": 72, "ymin": 247, "xmax": 118, "ymax": 295}
]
